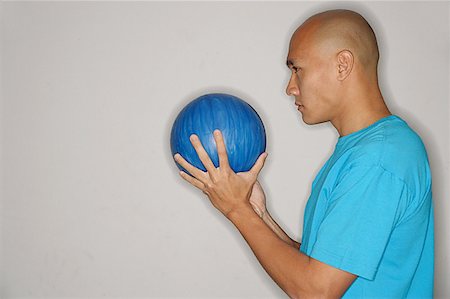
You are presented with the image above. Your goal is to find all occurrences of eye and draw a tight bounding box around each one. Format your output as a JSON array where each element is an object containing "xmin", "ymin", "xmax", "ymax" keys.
[{"xmin": 292, "ymin": 66, "xmax": 302, "ymax": 75}]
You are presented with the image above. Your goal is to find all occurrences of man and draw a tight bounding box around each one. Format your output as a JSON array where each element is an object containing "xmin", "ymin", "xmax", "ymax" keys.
[{"xmin": 174, "ymin": 9, "xmax": 434, "ymax": 298}]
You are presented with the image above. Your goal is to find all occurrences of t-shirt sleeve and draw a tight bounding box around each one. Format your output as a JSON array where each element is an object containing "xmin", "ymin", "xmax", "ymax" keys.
[{"xmin": 310, "ymin": 164, "xmax": 408, "ymax": 280}]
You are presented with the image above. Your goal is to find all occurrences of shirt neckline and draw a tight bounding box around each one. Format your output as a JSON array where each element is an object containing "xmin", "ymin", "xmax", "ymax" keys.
[{"xmin": 336, "ymin": 114, "xmax": 400, "ymax": 146}]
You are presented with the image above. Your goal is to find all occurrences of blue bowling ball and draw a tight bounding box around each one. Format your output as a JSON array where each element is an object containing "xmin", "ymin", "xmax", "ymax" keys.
[{"xmin": 170, "ymin": 93, "xmax": 266, "ymax": 174}]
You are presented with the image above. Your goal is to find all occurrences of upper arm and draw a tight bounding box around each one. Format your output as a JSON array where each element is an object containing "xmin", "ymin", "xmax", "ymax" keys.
[
  {"xmin": 296, "ymin": 165, "xmax": 408, "ymax": 297},
  {"xmin": 309, "ymin": 165, "xmax": 408, "ymax": 280}
]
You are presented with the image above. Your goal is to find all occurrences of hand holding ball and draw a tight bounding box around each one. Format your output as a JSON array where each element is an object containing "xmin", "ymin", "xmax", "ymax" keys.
[{"xmin": 170, "ymin": 93, "xmax": 266, "ymax": 174}]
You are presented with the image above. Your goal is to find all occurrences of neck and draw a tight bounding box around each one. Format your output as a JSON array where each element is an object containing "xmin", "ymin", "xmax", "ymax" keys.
[{"xmin": 331, "ymin": 84, "xmax": 391, "ymax": 137}]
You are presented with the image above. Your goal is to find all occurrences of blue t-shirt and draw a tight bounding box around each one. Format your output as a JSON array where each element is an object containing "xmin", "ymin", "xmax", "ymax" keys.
[{"xmin": 300, "ymin": 115, "xmax": 434, "ymax": 298}]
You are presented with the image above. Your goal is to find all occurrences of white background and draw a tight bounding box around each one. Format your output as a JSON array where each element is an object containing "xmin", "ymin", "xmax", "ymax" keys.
[{"xmin": 1, "ymin": 2, "xmax": 449, "ymax": 298}]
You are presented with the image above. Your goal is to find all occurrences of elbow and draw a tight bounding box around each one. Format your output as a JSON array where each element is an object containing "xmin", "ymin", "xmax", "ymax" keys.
[{"xmin": 287, "ymin": 279, "xmax": 336, "ymax": 299}]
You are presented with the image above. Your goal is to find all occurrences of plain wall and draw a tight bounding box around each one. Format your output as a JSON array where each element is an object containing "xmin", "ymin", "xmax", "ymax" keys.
[{"xmin": 1, "ymin": 2, "xmax": 448, "ymax": 298}]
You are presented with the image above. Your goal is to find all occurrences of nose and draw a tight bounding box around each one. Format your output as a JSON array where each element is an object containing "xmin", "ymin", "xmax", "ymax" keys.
[{"xmin": 286, "ymin": 73, "xmax": 299, "ymax": 96}]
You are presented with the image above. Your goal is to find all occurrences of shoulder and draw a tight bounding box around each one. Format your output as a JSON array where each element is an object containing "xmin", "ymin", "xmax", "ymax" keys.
[
  {"xmin": 340, "ymin": 117, "xmax": 426, "ymax": 163},
  {"xmin": 338, "ymin": 117, "xmax": 431, "ymax": 192},
  {"xmin": 382, "ymin": 119, "xmax": 428, "ymax": 162}
]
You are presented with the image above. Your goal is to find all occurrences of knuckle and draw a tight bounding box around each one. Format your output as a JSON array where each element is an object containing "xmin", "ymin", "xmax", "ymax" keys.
[
  {"xmin": 222, "ymin": 168, "xmax": 232, "ymax": 178},
  {"xmin": 210, "ymin": 175, "xmax": 220, "ymax": 184},
  {"xmin": 221, "ymin": 172, "xmax": 230, "ymax": 180}
]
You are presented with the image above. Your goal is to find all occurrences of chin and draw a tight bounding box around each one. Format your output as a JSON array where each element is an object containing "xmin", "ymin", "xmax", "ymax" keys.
[
  {"xmin": 301, "ymin": 114, "xmax": 328, "ymax": 126},
  {"xmin": 301, "ymin": 114, "xmax": 315, "ymax": 125}
]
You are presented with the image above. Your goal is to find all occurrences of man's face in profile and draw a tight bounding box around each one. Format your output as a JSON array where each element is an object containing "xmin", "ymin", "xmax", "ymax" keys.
[{"xmin": 285, "ymin": 22, "xmax": 346, "ymax": 126}]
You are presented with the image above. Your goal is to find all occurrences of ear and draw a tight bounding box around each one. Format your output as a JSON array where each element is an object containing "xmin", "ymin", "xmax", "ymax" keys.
[{"xmin": 336, "ymin": 50, "xmax": 354, "ymax": 81}]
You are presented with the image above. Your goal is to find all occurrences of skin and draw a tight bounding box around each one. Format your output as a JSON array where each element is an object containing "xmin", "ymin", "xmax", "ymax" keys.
[
  {"xmin": 174, "ymin": 9, "xmax": 392, "ymax": 298},
  {"xmin": 286, "ymin": 10, "xmax": 391, "ymax": 134}
]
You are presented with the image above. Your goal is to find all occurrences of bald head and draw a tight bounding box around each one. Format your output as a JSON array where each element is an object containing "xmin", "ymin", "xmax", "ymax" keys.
[
  {"xmin": 290, "ymin": 9, "xmax": 379, "ymax": 75},
  {"xmin": 285, "ymin": 9, "xmax": 390, "ymax": 128}
]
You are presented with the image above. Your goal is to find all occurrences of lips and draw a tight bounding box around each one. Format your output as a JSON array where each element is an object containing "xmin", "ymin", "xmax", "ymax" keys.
[{"xmin": 295, "ymin": 102, "xmax": 304, "ymax": 112}]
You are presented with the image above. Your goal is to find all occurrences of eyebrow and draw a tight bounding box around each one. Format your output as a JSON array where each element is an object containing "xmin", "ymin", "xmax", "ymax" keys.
[
  {"xmin": 286, "ymin": 59, "xmax": 302, "ymax": 68},
  {"xmin": 286, "ymin": 60, "xmax": 303, "ymax": 71}
]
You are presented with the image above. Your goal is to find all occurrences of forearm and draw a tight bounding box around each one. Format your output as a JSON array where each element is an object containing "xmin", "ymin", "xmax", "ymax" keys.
[
  {"xmin": 228, "ymin": 205, "xmax": 317, "ymax": 298},
  {"xmin": 262, "ymin": 211, "xmax": 300, "ymax": 249}
]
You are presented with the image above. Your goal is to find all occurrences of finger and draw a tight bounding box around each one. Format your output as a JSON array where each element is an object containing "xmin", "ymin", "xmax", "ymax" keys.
[
  {"xmin": 189, "ymin": 134, "xmax": 217, "ymax": 173},
  {"xmin": 213, "ymin": 130, "xmax": 231, "ymax": 170},
  {"xmin": 250, "ymin": 152, "xmax": 268, "ymax": 177},
  {"xmin": 174, "ymin": 153, "xmax": 207, "ymax": 180},
  {"xmin": 179, "ymin": 170, "xmax": 206, "ymax": 191}
]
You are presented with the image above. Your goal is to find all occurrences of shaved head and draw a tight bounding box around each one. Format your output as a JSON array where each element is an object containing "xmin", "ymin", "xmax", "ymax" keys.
[
  {"xmin": 286, "ymin": 9, "xmax": 390, "ymax": 129},
  {"xmin": 289, "ymin": 9, "xmax": 379, "ymax": 74}
]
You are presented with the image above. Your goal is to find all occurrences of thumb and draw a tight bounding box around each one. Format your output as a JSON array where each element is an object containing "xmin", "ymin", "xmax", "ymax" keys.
[{"xmin": 250, "ymin": 152, "xmax": 268, "ymax": 177}]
